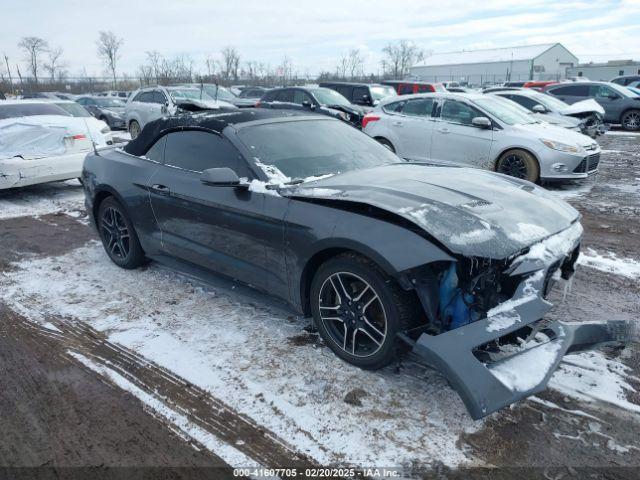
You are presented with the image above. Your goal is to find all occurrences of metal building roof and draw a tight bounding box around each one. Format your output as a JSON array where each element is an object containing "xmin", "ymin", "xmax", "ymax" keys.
[{"xmin": 413, "ymin": 44, "xmax": 558, "ymax": 68}]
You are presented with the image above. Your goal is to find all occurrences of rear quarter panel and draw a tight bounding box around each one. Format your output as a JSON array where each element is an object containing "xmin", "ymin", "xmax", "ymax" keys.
[{"xmin": 83, "ymin": 148, "xmax": 161, "ymax": 255}]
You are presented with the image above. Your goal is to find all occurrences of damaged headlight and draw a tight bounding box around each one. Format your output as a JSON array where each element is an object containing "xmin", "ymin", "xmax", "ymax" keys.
[{"xmin": 540, "ymin": 138, "xmax": 583, "ymax": 154}]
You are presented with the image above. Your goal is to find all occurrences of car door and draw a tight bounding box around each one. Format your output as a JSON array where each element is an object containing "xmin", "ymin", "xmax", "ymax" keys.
[
  {"xmin": 131, "ymin": 91, "xmax": 154, "ymax": 126},
  {"xmin": 430, "ymin": 99, "xmax": 494, "ymax": 168},
  {"xmin": 390, "ymin": 98, "xmax": 436, "ymax": 161},
  {"xmin": 147, "ymin": 129, "xmax": 278, "ymax": 293},
  {"xmin": 144, "ymin": 89, "xmax": 167, "ymax": 124},
  {"xmin": 589, "ymin": 84, "xmax": 624, "ymax": 123}
]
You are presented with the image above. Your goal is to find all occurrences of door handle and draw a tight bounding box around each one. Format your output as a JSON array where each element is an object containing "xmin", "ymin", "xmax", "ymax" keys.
[
  {"xmin": 392, "ymin": 121, "xmax": 403, "ymax": 127},
  {"xmin": 438, "ymin": 127, "xmax": 450, "ymax": 134},
  {"xmin": 150, "ymin": 184, "xmax": 170, "ymax": 194}
]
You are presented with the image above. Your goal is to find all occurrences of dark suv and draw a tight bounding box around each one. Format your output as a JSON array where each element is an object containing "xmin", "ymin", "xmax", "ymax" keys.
[
  {"xmin": 544, "ymin": 81, "xmax": 640, "ymax": 130},
  {"xmin": 257, "ymin": 86, "xmax": 365, "ymax": 127},
  {"xmin": 319, "ymin": 82, "xmax": 396, "ymax": 109}
]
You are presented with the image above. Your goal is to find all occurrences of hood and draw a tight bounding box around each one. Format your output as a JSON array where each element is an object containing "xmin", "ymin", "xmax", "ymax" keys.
[
  {"xmin": 534, "ymin": 113, "xmax": 580, "ymax": 128},
  {"xmin": 513, "ymin": 122, "xmax": 596, "ymax": 148},
  {"xmin": 281, "ymin": 163, "xmax": 580, "ymax": 259},
  {"xmin": 560, "ymin": 99, "xmax": 605, "ymax": 116},
  {"xmin": 175, "ymin": 99, "xmax": 237, "ymax": 111}
]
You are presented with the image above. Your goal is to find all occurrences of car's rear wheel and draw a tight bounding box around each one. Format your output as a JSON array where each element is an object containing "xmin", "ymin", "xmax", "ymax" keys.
[
  {"xmin": 97, "ymin": 197, "xmax": 145, "ymax": 269},
  {"xmin": 129, "ymin": 120, "xmax": 141, "ymax": 139},
  {"xmin": 496, "ymin": 149, "xmax": 540, "ymax": 183},
  {"xmin": 310, "ymin": 253, "xmax": 418, "ymax": 370},
  {"xmin": 621, "ymin": 110, "xmax": 640, "ymax": 131},
  {"xmin": 375, "ymin": 137, "xmax": 395, "ymax": 153}
]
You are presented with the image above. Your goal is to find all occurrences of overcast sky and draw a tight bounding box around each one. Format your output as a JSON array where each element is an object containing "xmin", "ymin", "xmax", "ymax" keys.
[{"xmin": 2, "ymin": 0, "xmax": 640, "ymax": 79}]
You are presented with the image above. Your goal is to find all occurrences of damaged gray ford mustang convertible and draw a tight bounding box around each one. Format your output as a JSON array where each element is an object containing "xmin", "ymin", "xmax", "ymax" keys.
[{"xmin": 82, "ymin": 109, "xmax": 635, "ymax": 419}]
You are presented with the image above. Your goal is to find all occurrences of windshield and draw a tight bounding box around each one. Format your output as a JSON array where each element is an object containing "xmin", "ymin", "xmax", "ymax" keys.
[
  {"xmin": 473, "ymin": 97, "xmax": 538, "ymax": 125},
  {"xmin": 237, "ymin": 119, "xmax": 400, "ymax": 179},
  {"xmin": 609, "ymin": 82, "xmax": 635, "ymax": 98},
  {"xmin": 310, "ymin": 88, "xmax": 351, "ymax": 107},
  {"xmin": 370, "ymin": 85, "xmax": 397, "ymax": 101},
  {"xmin": 627, "ymin": 87, "xmax": 640, "ymax": 96},
  {"xmin": 530, "ymin": 92, "xmax": 569, "ymax": 111},
  {"xmin": 56, "ymin": 102, "xmax": 92, "ymax": 117},
  {"xmin": 95, "ymin": 98, "xmax": 125, "ymax": 107},
  {"xmin": 168, "ymin": 88, "xmax": 214, "ymax": 101},
  {"xmin": 0, "ymin": 103, "xmax": 71, "ymax": 119},
  {"xmin": 201, "ymin": 85, "xmax": 237, "ymax": 101}
]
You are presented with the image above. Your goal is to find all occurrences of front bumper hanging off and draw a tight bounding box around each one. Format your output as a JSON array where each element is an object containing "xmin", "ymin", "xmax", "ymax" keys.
[{"xmin": 399, "ymin": 260, "xmax": 638, "ymax": 420}]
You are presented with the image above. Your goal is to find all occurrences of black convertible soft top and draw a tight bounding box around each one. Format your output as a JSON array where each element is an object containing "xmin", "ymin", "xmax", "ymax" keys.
[{"xmin": 123, "ymin": 109, "xmax": 304, "ymax": 156}]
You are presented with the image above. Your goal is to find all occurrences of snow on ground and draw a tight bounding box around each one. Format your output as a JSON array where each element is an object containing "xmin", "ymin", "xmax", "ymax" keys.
[
  {"xmin": 551, "ymin": 351, "xmax": 640, "ymax": 414},
  {"xmin": 0, "ymin": 180, "xmax": 84, "ymax": 219},
  {"xmin": 1, "ymin": 243, "xmax": 479, "ymax": 468},
  {"xmin": 605, "ymin": 131, "xmax": 640, "ymax": 136},
  {"xmin": 578, "ymin": 248, "xmax": 640, "ymax": 280},
  {"xmin": 68, "ymin": 351, "xmax": 261, "ymax": 467},
  {"xmin": 547, "ymin": 181, "xmax": 595, "ymax": 201}
]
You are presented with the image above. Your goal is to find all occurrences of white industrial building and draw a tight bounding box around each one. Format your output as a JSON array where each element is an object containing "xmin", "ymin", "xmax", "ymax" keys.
[
  {"xmin": 409, "ymin": 43, "xmax": 578, "ymax": 86},
  {"xmin": 567, "ymin": 60, "xmax": 640, "ymax": 81}
]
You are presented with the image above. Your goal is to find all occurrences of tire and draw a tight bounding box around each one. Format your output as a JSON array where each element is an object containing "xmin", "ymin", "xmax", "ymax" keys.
[
  {"xmin": 621, "ymin": 110, "xmax": 640, "ymax": 131},
  {"xmin": 97, "ymin": 197, "xmax": 146, "ymax": 269},
  {"xmin": 375, "ymin": 137, "xmax": 396, "ymax": 153},
  {"xmin": 129, "ymin": 120, "xmax": 141, "ymax": 139},
  {"xmin": 495, "ymin": 149, "xmax": 540, "ymax": 183},
  {"xmin": 310, "ymin": 252, "xmax": 419, "ymax": 370}
]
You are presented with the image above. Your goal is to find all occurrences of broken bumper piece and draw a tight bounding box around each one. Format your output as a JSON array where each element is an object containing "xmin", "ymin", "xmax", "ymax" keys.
[{"xmin": 399, "ymin": 295, "xmax": 637, "ymax": 420}]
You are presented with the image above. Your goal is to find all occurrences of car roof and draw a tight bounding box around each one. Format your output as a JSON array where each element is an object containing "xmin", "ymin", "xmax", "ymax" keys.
[
  {"xmin": 0, "ymin": 99, "xmax": 73, "ymax": 105},
  {"xmin": 320, "ymin": 81, "xmax": 386, "ymax": 87},
  {"xmin": 378, "ymin": 91, "xmax": 485, "ymax": 105},
  {"xmin": 123, "ymin": 108, "xmax": 318, "ymax": 156}
]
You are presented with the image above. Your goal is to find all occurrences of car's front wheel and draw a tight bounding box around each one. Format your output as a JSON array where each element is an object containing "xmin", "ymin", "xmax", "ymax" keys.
[
  {"xmin": 621, "ymin": 109, "xmax": 640, "ymax": 131},
  {"xmin": 310, "ymin": 253, "xmax": 418, "ymax": 370},
  {"xmin": 495, "ymin": 149, "xmax": 540, "ymax": 183},
  {"xmin": 129, "ymin": 120, "xmax": 141, "ymax": 139},
  {"xmin": 97, "ymin": 197, "xmax": 146, "ymax": 269}
]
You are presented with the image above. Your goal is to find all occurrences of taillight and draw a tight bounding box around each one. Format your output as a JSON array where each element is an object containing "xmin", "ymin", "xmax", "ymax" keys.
[
  {"xmin": 362, "ymin": 114, "xmax": 380, "ymax": 129},
  {"xmin": 71, "ymin": 134, "xmax": 86, "ymax": 140},
  {"xmin": 255, "ymin": 101, "xmax": 261, "ymax": 107}
]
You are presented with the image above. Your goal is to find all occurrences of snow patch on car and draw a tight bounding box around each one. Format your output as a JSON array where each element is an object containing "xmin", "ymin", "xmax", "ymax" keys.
[
  {"xmin": 513, "ymin": 222, "xmax": 583, "ymax": 264},
  {"xmin": 489, "ymin": 341, "xmax": 563, "ymax": 392},
  {"xmin": 508, "ymin": 223, "xmax": 550, "ymax": 243}
]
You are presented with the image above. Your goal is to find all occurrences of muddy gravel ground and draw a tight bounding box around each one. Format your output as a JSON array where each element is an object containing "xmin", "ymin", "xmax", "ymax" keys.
[{"xmin": 0, "ymin": 132, "xmax": 639, "ymax": 479}]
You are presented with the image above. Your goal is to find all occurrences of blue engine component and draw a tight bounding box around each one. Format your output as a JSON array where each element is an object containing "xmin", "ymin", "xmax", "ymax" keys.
[{"xmin": 438, "ymin": 263, "xmax": 479, "ymax": 330}]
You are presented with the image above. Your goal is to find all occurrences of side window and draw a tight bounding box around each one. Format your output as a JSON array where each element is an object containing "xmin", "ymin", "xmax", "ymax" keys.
[
  {"xmin": 590, "ymin": 85, "xmax": 620, "ymax": 99},
  {"xmin": 292, "ymin": 90, "xmax": 311, "ymax": 105},
  {"xmin": 153, "ymin": 90, "xmax": 168, "ymax": 104},
  {"xmin": 509, "ymin": 95, "xmax": 538, "ymax": 110},
  {"xmin": 143, "ymin": 135, "xmax": 166, "ymax": 163},
  {"xmin": 353, "ymin": 86, "xmax": 369, "ymax": 103},
  {"xmin": 336, "ymin": 86, "xmax": 352, "ymax": 100},
  {"xmin": 163, "ymin": 130, "xmax": 251, "ymax": 176},
  {"xmin": 274, "ymin": 90, "xmax": 294, "ymax": 103},
  {"xmin": 401, "ymin": 98, "xmax": 434, "ymax": 117},
  {"xmin": 399, "ymin": 84, "xmax": 414, "ymax": 95},
  {"xmin": 137, "ymin": 91, "xmax": 154, "ymax": 103},
  {"xmin": 549, "ymin": 85, "xmax": 589, "ymax": 96},
  {"xmin": 382, "ymin": 100, "xmax": 406, "ymax": 113},
  {"xmin": 417, "ymin": 85, "xmax": 433, "ymax": 93},
  {"xmin": 440, "ymin": 100, "xmax": 479, "ymax": 126},
  {"xmin": 77, "ymin": 98, "xmax": 87, "ymax": 105}
]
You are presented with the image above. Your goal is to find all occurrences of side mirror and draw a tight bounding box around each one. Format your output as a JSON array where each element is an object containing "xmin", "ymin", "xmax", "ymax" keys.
[
  {"xmin": 301, "ymin": 100, "xmax": 312, "ymax": 108},
  {"xmin": 532, "ymin": 104, "xmax": 547, "ymax": 113},
  {"xmin": 200, "ymin": 167, "xmax": 243, "ymax": 187},
  {"xmin": 471, "ymin": 116, "xmax": 492, "ymax": 129}
]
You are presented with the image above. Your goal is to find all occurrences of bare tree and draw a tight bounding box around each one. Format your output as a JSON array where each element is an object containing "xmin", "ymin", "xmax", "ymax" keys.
[
  {"xmin": 18, "ymin": 36, "xmax": 48, "ymax": 84},
  {"xmin": 381, "ymin": 40, "xmax": 423, "ymax": 78},
  {"xmin": 347, "ymin": 49, "xmax": 364, "ymax": 79},
  {"xmin": 44, "ymin": 46, "xmax": 64, "ymax": 83},
  {"xmin": 221, "ymin": 46, "xmax": 240, "ymax": 82},
  {"xmin": 146, "ymin": 50, "xmax": 162, "ymax": 84},
  {"xmin": 336, "ymin": 53, "xmax": 349, "ymax": 79},
  {"xmin": 96, "ymin": 31, "xmax": 123, "ymax": 89},
  {"xmin": 2, "ymin": 54, "xmax": 13, "ymax": 92}
]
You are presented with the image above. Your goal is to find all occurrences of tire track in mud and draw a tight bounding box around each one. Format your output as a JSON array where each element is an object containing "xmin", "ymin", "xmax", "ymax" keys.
[{"xmin": 0, "ymin": 305, "xmax": 321, "ymax": 476}]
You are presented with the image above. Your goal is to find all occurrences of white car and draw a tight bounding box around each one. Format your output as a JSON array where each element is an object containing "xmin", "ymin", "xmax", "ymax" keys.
[
  {"xmin": 362, "ymin": 92, "xmax": 601, "ymax": 183},
  {"xmin": 0, "ymin": 100, "xmax": 108, "ymax": 190},
  {"xmin": 125, "ymin": 86, "xmax": 236, "ymax": 138}
]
